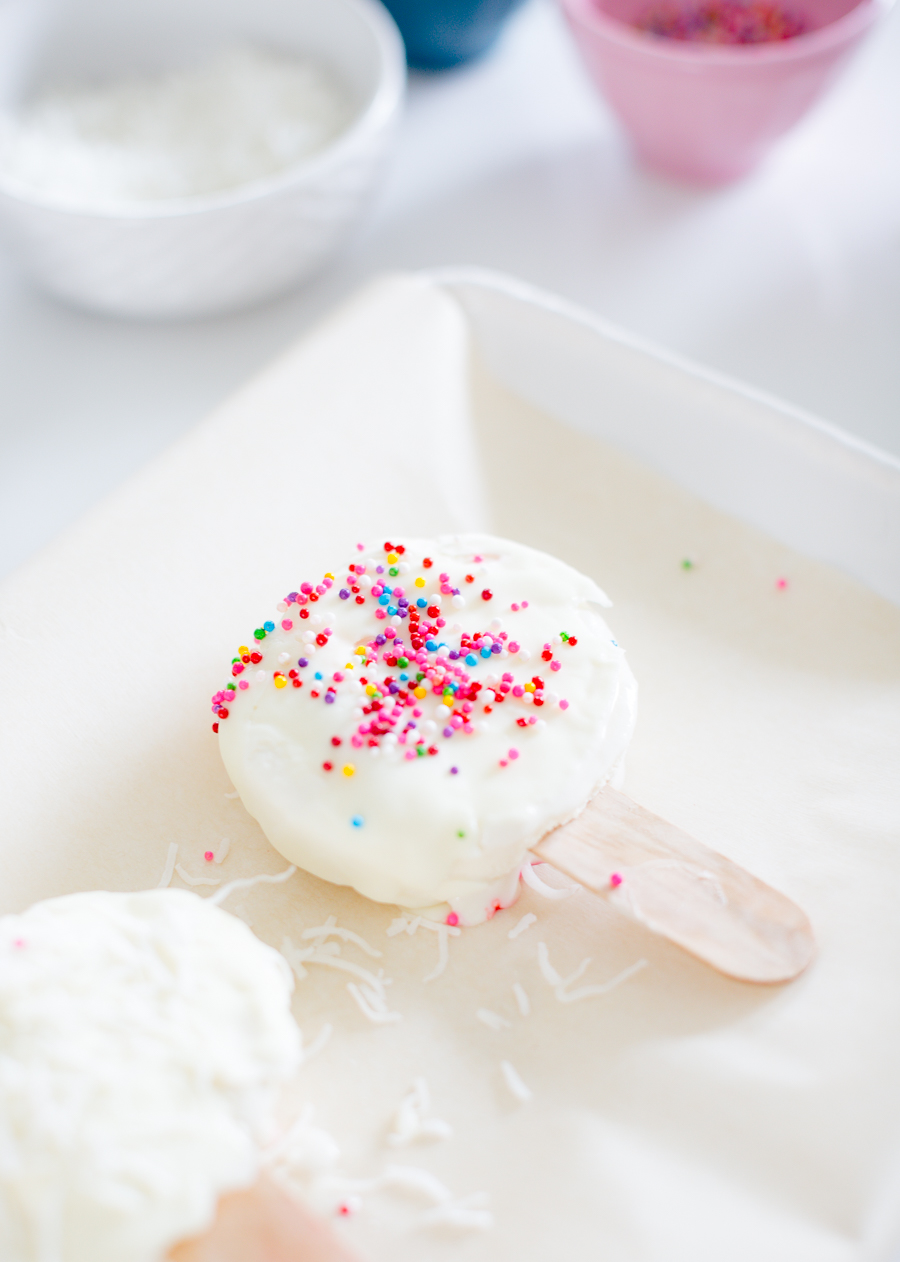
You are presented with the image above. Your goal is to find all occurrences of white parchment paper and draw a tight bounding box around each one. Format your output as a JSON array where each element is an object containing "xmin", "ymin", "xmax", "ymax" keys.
[{"xmin": 1, "ymin": 275, "xmax": 898, "ymax": 1262}]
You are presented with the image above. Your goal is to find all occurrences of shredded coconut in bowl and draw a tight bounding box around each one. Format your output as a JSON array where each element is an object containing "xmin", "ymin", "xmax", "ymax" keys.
[
  {"xmin": 0, "ymin": 888, "xmax": 302, "ymax": 1262},
  {"xmin": 0, "ymin": 43, "xmax": 353, "ymax": 209}
]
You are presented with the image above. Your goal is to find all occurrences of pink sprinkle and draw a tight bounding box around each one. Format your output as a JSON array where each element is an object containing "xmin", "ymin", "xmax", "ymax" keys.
[
  {"xmin": 473, "ymin": 555, "xmax": 483, "ymax": 562},
  {"xmin": 446, "ymin": 911, "xmax": 459, "ymax": 926},
  {"xmin": 351, "ymin": 735, "xmax": 364, "ymax": 748},
  {"xmin": 463, "ymin": 722, "xmax": 475, "ymax": 734},
  {"xmin": 356, "ymin": 542, "xmax": 364, "ymax": 551},
  {"xmin": 239, "ymin": 680, "xmax": 249, "ymax": 690},
  {"xmin": 509, "ymin": 748, "xmax": 519, "ymax": 760},
  {"xmin": 522, "ymin": 601, "xmax": 529, "ymax": 608},
  {"xmin": 13, "ymin": 938, "xmax": 25, "ymax": 949},
  {"xmin": 559, "ymin": 699, "xmax": 569, "ymax": 710},
  {"xmin": 511, "ymin": 603, "xmax": 520, "ymax": 611},
  {"xmin": 413, "ymin": 708, "xmax": 422, "ymax": 718},
  {"xmin": 508, "ymin": 641, "xmax": 520, "ymax": 653},
  {"xmin": 333, "ymin": 672, "xmax": 344, "ymax": 682},
  {"xmin": 204, "ymin": 851, "xmax": 214, "ymax": 862},
  {"xmin": 384, "ymin": 626, "xmax": 396, "ymax": 638},
  {"xmin": 610, "ymin": 873, "xmax": 623, "ymax": 888},
  {"xmin": 405, "ymin": 749, "xmax": 416, "ymax": 760},
  {"xmin": 776, "ymin": 577, "xmax": 789, "ymax": 590},
  {"xmin": 512, "ymin": 685, "xmax": 524, "ymax": 697},
  {"xmin": 551, "ymin": 660, "xmax": 561, "ymax": 671},
  {"xmin": 281, "ymin": 619, "xmax": 293, "ymax": 631},
  {"xmin": 375, "ymin": 608, "xmax": 387, "ymax": 620},
  {"xmin": 499, "ymin": 759, "xmax": 508, "ymax": 768},
  {"xmin": 528, "ymin": 715, "xmax": 536, "ymax": 725}
]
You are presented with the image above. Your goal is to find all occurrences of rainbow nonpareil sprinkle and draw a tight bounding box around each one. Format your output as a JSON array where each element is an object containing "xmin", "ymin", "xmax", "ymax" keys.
[
  {"xmin": 633, "ymin": 0, "xmax": 809, "ymax": 42},
  {"xmin": 210, "ymin": 540, "xmax": 575, "ymax": 768}
]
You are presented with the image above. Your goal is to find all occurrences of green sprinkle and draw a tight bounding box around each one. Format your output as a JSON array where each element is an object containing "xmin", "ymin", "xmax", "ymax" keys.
[
  {"xmin": 457, "ymin": 829, "xmax": 465, "ymax": 838},
  {"xmin": 389, "ymin": 566, "xmax": 399, "ymax": 576},
  {"xmin": 416, "ymin": 744, "xmax": 426, "ymax": 756},
  {"xmin": 681, "ymin": 558, "xmax": 695, "ymax": 571},
  {"xmin": 226, "ymin": 683, "xmax": 236, "ymax": 691},
  {"xmin": 397, "ymin": 656, "xmax": 409, "ymax": 668},
  {"xmin": 416, "ymin": 671, "xmax": 425, "ymax": 682},
  {"xmin": 232, "ymin": 657, "xmax": 240, "ymax": 663},
  {"xmin": 560, "ymin": 632, "xmax": 569, "ymax": 641},
  {"xmin": 253, "ymin": 628, "xmax": 266, "ymax": 640}
]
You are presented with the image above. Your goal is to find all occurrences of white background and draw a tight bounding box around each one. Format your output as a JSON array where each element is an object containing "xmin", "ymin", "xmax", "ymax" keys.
[{"xmin": 0, "ymin": 0, "xmax": 898, "ymax": 582}]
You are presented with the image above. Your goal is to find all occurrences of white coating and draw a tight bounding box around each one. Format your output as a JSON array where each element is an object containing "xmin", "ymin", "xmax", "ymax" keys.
[
  {"xmin": 0, "ymin": 888, "xmax": 301, "ymax": 1262},
  {"xmin": 217, "ymin": 534, "xmax": 637, "ymax": 924}
]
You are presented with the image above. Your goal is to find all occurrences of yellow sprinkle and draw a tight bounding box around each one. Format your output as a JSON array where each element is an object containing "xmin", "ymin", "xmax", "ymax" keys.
[
  {"xmin": 324, "ymin": 572, "xmax": 334, "ymax": 579},
  {"xmin": 442, "ymin": 696, "xmax": 454, "ymax": 707},
  {"xmin": 414, "ymin": 577, "xmax": 425, "ymax": 588},
  {"xmin": 387, "ymin": 551, "xmax": 398, "ymax": 563},
  {"xmin": 355, "ymin": 646, "xmax": 366, "ymax": 656},
  {"xmin": 238, "ymin": 645, "xmax": 250, "ymax": 655},
  {"xmin": 366, "ymin": 685, "xmax": 378, "ymax": 697},
  {"xmin": 274, "ymin": 676, "xmax": 287, "ymax": 689},
  {"xmin": 343, "ymin": 764, "xmax": 355, "ymax": 777},
  {"xmin": 414, "ymin": 686, "xmax": 427, "ymax": 700},
  {"xmin": 346, "ymin": 663, "xmax": 354, "ymax": 670},
  {"xmin": 524, "ymin": 682, "xmax": 536, "ymax": 692}
]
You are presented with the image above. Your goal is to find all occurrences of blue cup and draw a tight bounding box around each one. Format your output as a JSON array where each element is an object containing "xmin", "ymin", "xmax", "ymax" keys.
[{"xmin": 381, "ymin": 0, "xmax": 527, "ymax": 69}]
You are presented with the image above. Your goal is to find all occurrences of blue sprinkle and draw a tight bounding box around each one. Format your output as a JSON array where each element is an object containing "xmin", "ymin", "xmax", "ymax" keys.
[
  {"xmin": 425, "ymin": 640, "xmax": 437, "ymax": 651},
  {"xmin": 339, "ymin": 589, "xmax": 350, "ymax": 600},
  {"xmin": 465, "ymin": 654, "xmax": 477, "ymax": 666},
  {"xmin": 298, "ymin": 658, "xmax": 308, "ymax": 668},
  {"xmin": 379, "ymin": 594, "xmax": 390, "ymax": 606},
  {"xmin": 387, "ymin": 606, "xmax": 398, "ymax": 616},
  {"xmin": 399, "ymin": 672, "xmax": 408, "ymax": 681},
  {"xmin": 480, "ymin": 647, "xmax": 492, "ymax": 659},
  {"xmin": 611, "ymin": 639, "xmax": 619, "ymax": 646},
  {"xmin": 315, "ymin": 672, "xmax": 323, "ymax": 680},
  {"xmin": 351, "ymin": 815, "xmax": 364, "ymax": 828},
  {"xmin": 417, "ymin": 597, "xmax": 427, "ymax": 608},
  {"xmin": 324, "ymin": 693, "xmax": 335, "ymax": 704},
  {"xmin": 263, "ymin": 621, "xmax": 275, "ymax": 632}
]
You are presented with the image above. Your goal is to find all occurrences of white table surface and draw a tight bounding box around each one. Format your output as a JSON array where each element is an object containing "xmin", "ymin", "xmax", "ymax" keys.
[{"xmin": 1, "ymin": 0, "xmax": 898, "ymax": 584}]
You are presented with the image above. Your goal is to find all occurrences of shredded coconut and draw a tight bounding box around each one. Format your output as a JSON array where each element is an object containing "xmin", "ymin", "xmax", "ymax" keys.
[
  {"xmin": 477, "ymin": 1008, "xmax": 511, "ymax": 1031},
  {"xmin": 387, "ymin": 914, "xmax": 461, "ymax": 982},
  {"xmin": 512, "ymin": 982, "xmax": 531, "ymax": 1016},
  {"xmin": 0, "ymin": 44, "xmax": 352, "ymax": 208},
  {"xmin": 155, "ymin": 841, "xmax": 178, "ymax": 889},
  {"xmin": 301, "ymin": 1023, "xmax": 333, "ymax": 1063},
  {"xmin": 301, "ymin": 915, "xmax": 382, "ymax": 958},
  {"xmin": 388, "ymin": 1079, "xmax": 453, "ymax": 1146},
  {"xmin": 508, "ymin": 911, "xmax": 537, "ymax": 939},
  {"xmin": 521, "ymin": 861, "xmax": 581, "ymax": 900},
  {"xmin": 175, "ymin": 863, "xmax": 222, "ymax": 888},
  {"xmin": 418, "ymin": 1193, "xmax": 494, "ymax": 1232},
  {"xmin": 500, "ymin": 1060, "xmax": 533, "ymax": 1104},
  {"xmin": 213, "ymin": 837, "xmax": 231, "ymax": 864},
  {"xmin": 210, "ymin": 864, "xmax": 296, "ymax": 906},
  {"xmin": 537, "ymin": 941, "xmax": 648, "ymax": 1002}
]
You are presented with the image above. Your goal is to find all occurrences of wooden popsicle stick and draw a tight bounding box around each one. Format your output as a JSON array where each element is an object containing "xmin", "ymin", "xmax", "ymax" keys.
[
  {"xmin": 168, "ymin": 1178, "xmax": 364, "ymax": 1262},
  {"xmin": 534, "ymin": 787, "xmax": 815, "ymax": 984}
]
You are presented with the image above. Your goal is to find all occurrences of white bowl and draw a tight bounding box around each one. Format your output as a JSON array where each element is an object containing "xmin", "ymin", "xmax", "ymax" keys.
[{"xmin": 0, "ymin": 0, "xmax": 405, "ymax": 318}]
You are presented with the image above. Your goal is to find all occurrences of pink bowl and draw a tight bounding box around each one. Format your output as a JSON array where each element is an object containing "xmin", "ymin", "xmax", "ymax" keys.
[{"xmin": 559, "ymin": 0, "xmax": 889, "ymax": 182}]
